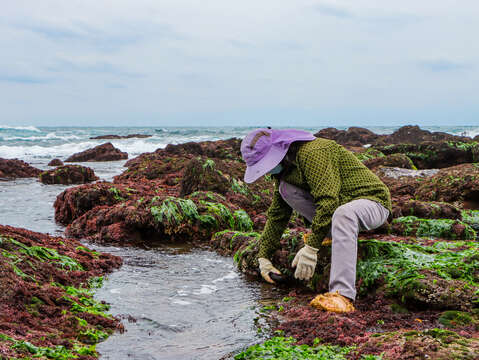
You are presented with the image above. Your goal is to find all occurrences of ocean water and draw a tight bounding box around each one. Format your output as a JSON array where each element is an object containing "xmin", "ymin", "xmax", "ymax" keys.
[
  {"xmin": 2, "ymin": 125, "xmax": 479, "ymax": 166},
  {"xmin": 0, "ymin": 124, "xmax": 478, "ymax": 359}
]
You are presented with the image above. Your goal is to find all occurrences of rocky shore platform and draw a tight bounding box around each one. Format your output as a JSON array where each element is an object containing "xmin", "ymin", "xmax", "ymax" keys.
[{"xmin": 1, "ymin": 125, "xmax": 479, "ymax": 359}]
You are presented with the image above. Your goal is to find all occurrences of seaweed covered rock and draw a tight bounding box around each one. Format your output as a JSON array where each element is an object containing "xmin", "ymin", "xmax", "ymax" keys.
[
  {"xmin": 391, "ymin": 216, "xmax": 476, "ymax": 240},
  {"xmin": 415, "ymin": 163, "xmax": 479, "ymax": 207},
  {"xmin": 355, "ymin": 329, "xmax": 479, "ymax": 359},
  {"xmin": 212, "ymin": 231, "xmax": 479, "ymax": 311},
  {"xmin": 392, "ymin": 200, "xmax": 462, "ymax": 220},
  {"xmin": 54, "ymin": 182, "xmax": 132, "ymax": 225},
  {"xmin": 116, "ymin": 138, "xmax": 242, "ymax": 184},
  {"xmin": 39, "ymin": 165, "xmax": 99, "ymax": 185},
  {"xmin": 377, "ymin": 141, "xmax": 479, "ymax": 169},
  {"xmin": 179, "ymin": 157, "xmax": 233, "ymax": 197},
  {"xmin": 0, "ymin": 158, "xmax": 41, "ymax": 179},
  {"xmin": 47, "ymin": 158, "xmax": 64, "ymax": 166},
  {"xmin": 0, "ymin": 225, "xmax": 122, "ymax": 359},
  {"xmin": 66, "ymin": 192, "xmax": 254, "ymax": 245},
  {"xmin": 65, "ymin": 142, "xmax": 128, "ymax": 162},
  {"xmin": 364, "ymin": 153, "xmax": 416, "ymax": 170}
]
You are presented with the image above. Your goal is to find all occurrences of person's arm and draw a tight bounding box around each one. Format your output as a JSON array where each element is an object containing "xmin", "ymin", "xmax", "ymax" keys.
[
  {"xmin": 298, "ymin": 143, "xmax": 341, "ymax": 248},
  {"xmin": 257, "ymin": 180, "xmax": 292, "ymax": 259}
]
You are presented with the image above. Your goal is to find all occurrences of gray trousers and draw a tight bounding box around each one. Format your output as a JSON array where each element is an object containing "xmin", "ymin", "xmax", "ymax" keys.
[{"xmin": 279, "ymin": 180, "xmax": 389, "ymax": 300}]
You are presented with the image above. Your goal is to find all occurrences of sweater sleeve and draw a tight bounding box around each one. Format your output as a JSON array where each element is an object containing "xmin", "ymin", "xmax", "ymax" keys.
[
  {"xmin": 257, "ymin": 181, "xmax": 292, "ymax": 259},
  {"xmin": 298, "ymin": 143, "xmax": 341, "ymax": 248}
]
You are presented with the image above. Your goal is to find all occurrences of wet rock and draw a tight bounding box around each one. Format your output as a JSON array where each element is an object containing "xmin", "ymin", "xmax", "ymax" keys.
[
  {"xmin": 90, "ymin": 134, "xmax": 152, "ymax": 139},
  {"xmin": 376, "ymin": 141, "xmax": 479, "ymax": 169},
  {"xmin": 415, "ymin": 163, "xmax": 479, "ymax": 206},
  {"xmin": 65, "ymin": 142, "xmax": 128, "ymax": 162},
  {"xmin": 39, "ymin": 165, "xmax": 98, "ymax": 185},
  {"xmin": 47, "ymin": 158, "xmax": 64, "ymax": 166},
  {"xmin": 0, "ymin": 158, "xmax": 41, "ymax": 179},
  {"xmin": 0, "ymin": 224, "xmax": 122, "ymax": 359},
  {"xmin": 392, "ymin": 200, "xmax": 462, "ymax": 220}
]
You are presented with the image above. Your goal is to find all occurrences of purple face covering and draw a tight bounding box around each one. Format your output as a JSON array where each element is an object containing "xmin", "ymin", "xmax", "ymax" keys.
[{"xmin": 240, "ymin": 128, "xmax": 316, "ymax": 183}]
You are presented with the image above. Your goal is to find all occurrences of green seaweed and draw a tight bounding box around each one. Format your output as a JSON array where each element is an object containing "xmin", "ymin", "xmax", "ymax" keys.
[
  {"xmin": 233, "ymin": 336, "xmax": 381, "ymax": 360},
  {"xmin": 356, "ymin": 239, "xmax": 479, "ymax": 297},
  {"xmin": 392, "ymin": 216, "xmax": 476, "ymax": 240},
  {"xmin": 232, "ymin": 178, "xmax": 249, "ymax": 195},
  {"xmin": 0, "ymin": 236, "xmax": 83, "ymax": 273}
]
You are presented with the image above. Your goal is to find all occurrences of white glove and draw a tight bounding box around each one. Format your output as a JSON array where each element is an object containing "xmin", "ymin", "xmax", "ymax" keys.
[
  {"xmin": 258, "ymin": 258, "xmax": 282, "ymax": 284},
  {"xmin": 291, "ymin": 244, "xmax": 318, "ymax": 281}
]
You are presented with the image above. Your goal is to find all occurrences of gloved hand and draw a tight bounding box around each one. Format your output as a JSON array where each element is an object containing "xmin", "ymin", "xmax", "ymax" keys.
[
  {"xmin": 258, "ymin": 258, "xmax": 282, "ymax": 284},
  {"xmin": 292, "ymin": 244, "xmax": 318, "ymax": 281}
]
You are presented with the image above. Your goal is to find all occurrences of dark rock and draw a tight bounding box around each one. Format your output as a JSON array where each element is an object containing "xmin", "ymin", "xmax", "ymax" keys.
[
  {"xmin": 39, "ymin": 165, "xmax": 98, "ymax": 185},
  {"xmin": 384, "ymin": 125, "xmax": 471, "ymax": 145},
  {"xmin": 65, "ymin": 142, "xmax": 128, "ymax": 162},
  {"xmin": 376, "ymin": 141, "xmax": 479, "ymax": 169},
  {"xmin": 0, "ymin": 158, "xmax": 41, "ymax": 179},
  {"xmin": 315, "ymin": 127, "xmax": 381, "ymax": 147},
  {"xmin": 90, "ymin": 134, "xmax": 152, "ymax": 140},
  {"xmin": 47, "ymin": 158, "xmax": 64, "ymax": 166}
]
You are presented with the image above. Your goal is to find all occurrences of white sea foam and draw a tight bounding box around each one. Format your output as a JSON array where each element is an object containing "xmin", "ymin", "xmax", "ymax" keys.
[
  {"xmin": 212, "ymin": 271, "xmax": 238, "ymax": 283},
  {"xmin": 0, "ymin": 125, "xmax": 41, "ymax": 132},
  {"xmin": 0, "ymin": 139, "xmax": 167, "ymax": 160},
  {"xmin": 194, "ymin": 284, "xmax": 217, "ymax": 295},
  {"xmin": 2, "ymin": 133, "xmax": 82, "ymax": 141}
]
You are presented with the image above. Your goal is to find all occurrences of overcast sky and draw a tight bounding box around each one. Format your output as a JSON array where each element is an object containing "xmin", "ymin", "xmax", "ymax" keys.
[{"xmin": 1, "ymin": 0, "xmax": 478, "ymax": 127}]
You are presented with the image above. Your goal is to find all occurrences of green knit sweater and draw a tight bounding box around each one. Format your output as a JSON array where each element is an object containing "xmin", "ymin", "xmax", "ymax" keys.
[{"xmin": 258, "ymin": 138, "xmax": 392, "ymax": 259}]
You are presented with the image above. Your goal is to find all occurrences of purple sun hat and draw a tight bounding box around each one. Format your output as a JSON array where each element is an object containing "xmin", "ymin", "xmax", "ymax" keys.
[{"xmin": 241, "ymin": 128, "xmax": 316, "ymax": 183}]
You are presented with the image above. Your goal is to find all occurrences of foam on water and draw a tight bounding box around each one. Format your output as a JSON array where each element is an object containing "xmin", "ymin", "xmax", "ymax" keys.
[{"xmin": 0, "ymin": 125, "xmax": 41, "ymax": 132}]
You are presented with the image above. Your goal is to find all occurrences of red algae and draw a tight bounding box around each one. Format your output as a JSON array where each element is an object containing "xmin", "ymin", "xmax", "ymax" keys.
[{"xmin": 0, "ymin": 225, "xmax": 122, "ymax": 359}]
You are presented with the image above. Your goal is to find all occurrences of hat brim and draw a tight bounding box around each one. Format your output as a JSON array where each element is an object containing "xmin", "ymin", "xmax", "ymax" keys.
[{"xmin": 244, "ymin": 144, "xmax": 287, "ymax": 183}]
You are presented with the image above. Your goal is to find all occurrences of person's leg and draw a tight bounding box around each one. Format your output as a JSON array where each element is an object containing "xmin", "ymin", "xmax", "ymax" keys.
[
  {"xmin": 278, "ymin": 180, "xmax": 315, "ymax": 223},
  {"xmin": 329, "ymin": 199, "xmax": 389, "ymax": 300}
]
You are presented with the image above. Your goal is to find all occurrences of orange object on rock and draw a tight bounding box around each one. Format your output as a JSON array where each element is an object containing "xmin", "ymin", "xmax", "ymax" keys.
[
  {"xmin": 321, "ymin": 237, "xmax": 332, "ymax": 246},
  {"xmin": 310, "ymin": 291, "xmax": 355, "ymax": 313}
]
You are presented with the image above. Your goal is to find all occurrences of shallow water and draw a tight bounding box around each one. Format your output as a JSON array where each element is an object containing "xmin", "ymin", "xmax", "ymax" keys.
[{"xmin": 0, "ymin": 159, "xmax": 283, "ymax": 359}]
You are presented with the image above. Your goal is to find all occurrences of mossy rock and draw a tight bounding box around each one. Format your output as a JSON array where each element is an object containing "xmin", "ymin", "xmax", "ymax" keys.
[
  {"xmin": 364, "ymin": 153, "xmax": 416, "ymax": 170},
  {"xmin": 439, "ymin": 310, "xmax": 479, "ymax": 329},
  {"xmin": 392, "ymin": 200, "xmax": 461, "ymax": 220},
  {"xmin": 415, "ymin": 163, "xmax": 479, "ymax": 206},
  {"xmin": 359, "ymin": 328, "xmax": 479, "ymax": 359}
]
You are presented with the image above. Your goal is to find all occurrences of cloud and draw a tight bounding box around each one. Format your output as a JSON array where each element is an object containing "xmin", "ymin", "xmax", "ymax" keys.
[
  {"xmin": 314, "ymin": 4, "xmax": 354, "ymax": 19},
  {"xmin": 47, "ymin": 59, "xmax": 145, "ymax": 78},
  {"xmin": 14, "ymin": 19, "xmax": 184, "ymax": 52},
  {"xmin": 420, "ymin": 60, "xmax": 471, "ymax": 72},
  {"xmin": 0, "ymin": 74, "xmax": 50, "ymax": 84}
]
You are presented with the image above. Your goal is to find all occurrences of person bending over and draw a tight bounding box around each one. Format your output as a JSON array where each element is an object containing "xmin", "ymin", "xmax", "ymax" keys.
[{"xmin": 241, "ymin": 128, "xmax": 391, "ymax": 313}]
